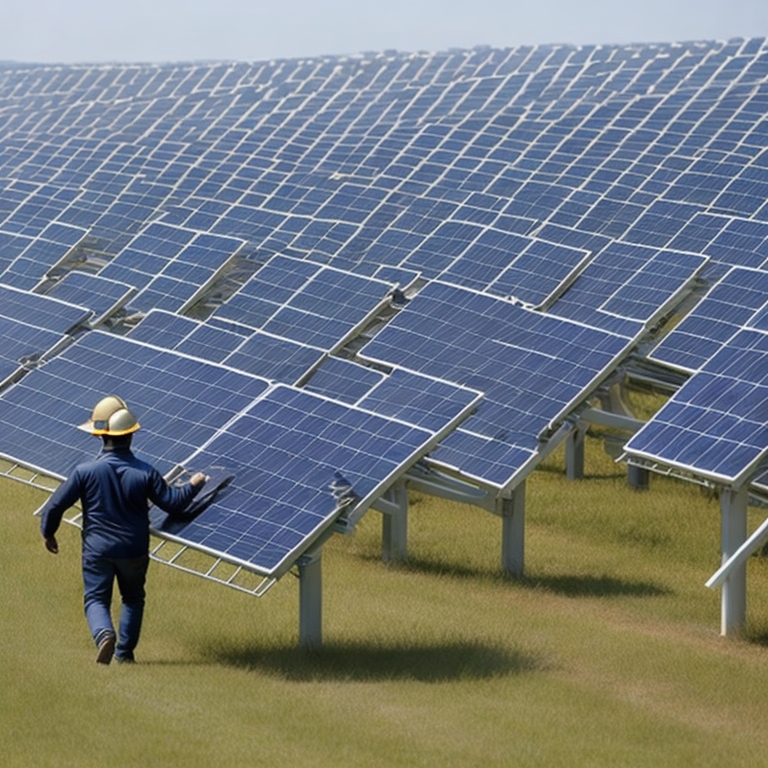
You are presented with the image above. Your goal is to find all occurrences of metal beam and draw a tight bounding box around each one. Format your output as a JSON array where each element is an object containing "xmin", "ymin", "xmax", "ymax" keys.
[
  {"xmin": 707, "ymin": 514, "xmax": 768, "ymax": 589},
  {"xmin": 565, "ymin": 425, "xmax": 585, "ymax": 480},
  {"xmin": 298, "ymin": 551, "xmax": 323, "ymax": 648},
  {"xmin": 720, "ymin": 487, "xmax": 749, "ymax": 636},
  {"xmin": 382, "ymin": 481, "xmax": 408, "ymax": 563},
  {"xmin": 499, "ymin": 481, "xmax": 526, "ymax": 577}
]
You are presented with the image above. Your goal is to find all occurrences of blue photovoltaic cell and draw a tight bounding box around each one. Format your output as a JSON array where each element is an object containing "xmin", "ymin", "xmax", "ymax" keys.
[
  {"xmin": 437, "ymin": 229, "xmax": 532, "ymax": 292},
  {"xmin": 223, "ymin": 332, "xmax": 324, "ymax": 384},
  {"xmin": 210, "ymin": 255, "xmax": 323, "ymax": 330},
  {"xmin": 748, "ymin": 304, "xmax": 768, "ymax": 333},
  {"xmin": 301, "ymin": 356, "xmax": 386, "ymax": 404},
  {"xmin": 357, "ymin": 368, "xmax": 482, "ymax": 433},
  {"xmin": 359, "ymin": 281, "xmax": 631, "ymax": 487},
  {"xmin": 98, "ymin": 223, "xmax": 244, "ymax": 312},
  {"xmin": 0, "ymin": 317, "xmax": 65, "ymax": 384},
  {"xmin": 625, "ymin": 328, "xmax": 768, "ymax": 485},
  {"xmin": 128, "ymin": 310, "xmax": 249, "ymax": 364},
  {"xmin": 179, "ymin": 323, "xmax": 250, "ymax": 364},
  {"xmin": 488, "ymin": 239, "xmax": 591, "ymax": 307},
  {"xmin": 153, "ymin": 384, "xmax": 438, "ymax": 577},
  {"xmin": 0, "ymin": 230, "xmax": 34, "ymax": 273},
  {"xmin": 547, "ymin": 242, "xmax": 707, "ymax": 336},
  {"xmin": 129, "ymin": 231, "xmax": 244, "ymax": 312},
  {"xmin": 0, "ymin": 221, "xmax": 87, "ymax": 291},
  {"xmin": 0, "ymin": 331, "xmax": 270, "ymax": 478},
  {"xmin": 430, "ymin": 428, "xmax": 537, "ymax": 486},
  {"xmin": 47, "ymin": 272, "xmax": 134, "ymax": 325},
  {"xmin": 128, "ymin": 309, "xmax": 324, "ymax": 383},
  {"xmin": 668, "ymin": 214, "xmax": 768, "ymax": 280},
  {"xmin": 0, "ymin": 282, "xmax": 91, "ymax": 332},
  {"xmin": 212, "ymin": 254, "xmax": 394, "ymax": 350},
  {"xmin": 97, "ymin": 222, "xmax": 197, "ymax": 290},
  {"xmin": 649, "ymin": 267, "xmax": 768, "ymax": 372},
  {"xmin": 127, "ymin": 310, "xmax": 204, "ymax": 350}
]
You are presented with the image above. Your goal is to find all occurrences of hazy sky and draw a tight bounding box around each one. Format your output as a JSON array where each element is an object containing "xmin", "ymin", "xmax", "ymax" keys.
[{"xmin": 2, "ymin": 0, "xmax": 767, "ymax": 64}]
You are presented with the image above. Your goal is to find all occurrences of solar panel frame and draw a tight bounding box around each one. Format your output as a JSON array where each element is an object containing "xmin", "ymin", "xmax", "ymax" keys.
[
  {"xmin": 625, "ymin": 327, "xmax": 768, "ymax": 487},
  {"xmin": 357, "ymin": 280, "xmax": 633, "ymax": 490},
  {"xmin": 46, "ymin": 271, "xmax": 136, "ymax": 327},
  {"xmin": 0, "ymin": 330, "xmax": 271, "ymax": 480},
  {"xmin": 648, "ymin": 266, "xmax": 768, "ymax": 372},
  {"xmin": 154, "ymin": 381, "xmax": 478, "ymax": 578}
]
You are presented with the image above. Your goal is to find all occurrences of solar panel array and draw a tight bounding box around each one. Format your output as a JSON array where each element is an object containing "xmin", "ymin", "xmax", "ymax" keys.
[{"xmin": 1, "ymin": 39, "xmax": 768, "ymax": 579}]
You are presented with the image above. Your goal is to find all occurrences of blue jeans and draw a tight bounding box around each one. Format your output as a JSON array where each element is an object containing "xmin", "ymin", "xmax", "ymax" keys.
[{"xmin": 82, "ymin": 553, "xmax": 149, "ymax": 660}]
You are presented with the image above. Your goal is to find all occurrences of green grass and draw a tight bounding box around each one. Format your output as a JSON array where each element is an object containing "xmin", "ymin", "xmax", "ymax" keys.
[{"xmin": 3, "ymin": 435, "xmax": 768, "ymax": 767}]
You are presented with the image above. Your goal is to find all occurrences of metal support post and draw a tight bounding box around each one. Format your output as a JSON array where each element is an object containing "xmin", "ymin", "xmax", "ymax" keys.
[
  {"xmin": 298, "ymin": 551, "xmax": 323, "ymax": 648},
  {"xmin": 720, "ymin": 487, "xmax": 749, "ymax": 636},
  {"xmin": 565, "ymin": 426, "xmax": 585, "ymax": 480},
  {"xmin": 499, "ymin": 480, "xmax": 526, "ymax": 577},
  {"xmin": 382, "ymin": 481, "xmax": 408, "ymax": 563},
  {"xmin": 627, "ymin": 464, "xmax": 650, "ymax": 490}
]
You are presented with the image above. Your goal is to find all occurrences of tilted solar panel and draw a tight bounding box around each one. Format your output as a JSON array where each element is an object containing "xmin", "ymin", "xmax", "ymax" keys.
[
  {"xmin": 211, "ymin": 254, "xmax": 396, "ymax": 351},
  {"xmin": 301, "ymin": 356, "xmax": 387, "ymax": 404},
  {"xmin": 46, "ymin": 272, "xmax": 135, "ymax": 327},
  {"xmin": 625, "ymin": 328, "xmax": 768, "ymax": 486},
  {"xmin": 649, "ymin": 267, "xmax": 768, "ymax": 372},
  {"xmin": 128, "ymin": 308, "xmax": 325, "ymax": 384},
  {"xmin": 98, "ymin": 223, "xmax": 245, "ymax": 313},
  {"xmin": 547, "ymin": 242, "xmax": 708, "ymax": 336},
  {"xmin": 358, "ymin": 280, "xmax": 632, "ymax": 488},
  {"xmin": 153, "ymin": 383, "xmax": 473, "ymax": 577},
  {"xmin": 0, "ymin": 221, "xmax": 87, "ymax": 291},
  {"xmin": 0, "ymin": 331, "xmax": 270, "ymax": 479},
  {"xmin": 0, "ymin": 282, "xmax": 91, "ymax": 332}
]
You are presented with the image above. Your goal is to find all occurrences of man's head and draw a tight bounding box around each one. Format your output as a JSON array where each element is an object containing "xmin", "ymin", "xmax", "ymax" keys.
[{"xmin": 78, "ymin": 395, "xmax": 140, "ymax": 447}]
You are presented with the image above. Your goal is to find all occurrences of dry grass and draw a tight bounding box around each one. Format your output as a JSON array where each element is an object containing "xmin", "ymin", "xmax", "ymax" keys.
[{"xmin": 3, "ymin": 434, "xmax": 768, "ymax": 767}]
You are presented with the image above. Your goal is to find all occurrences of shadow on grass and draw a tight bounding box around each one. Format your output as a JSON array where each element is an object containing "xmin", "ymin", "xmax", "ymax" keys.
[
  {"xmin": 369, "ymin": 553, "xmax": 503, "ymax": 583},
  {"xmin": 363, "ymin": 555, "xmax": 671, "ymax": 600},
  {"xmin": 520, "ymin": 573, "xmax": 672, "ymax": 599},
  {"xmin": 200, "ymin": 639, "xmax": 545, "ymax": 681}
]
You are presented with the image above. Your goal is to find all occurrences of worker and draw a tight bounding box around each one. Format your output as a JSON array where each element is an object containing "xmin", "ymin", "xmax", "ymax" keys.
[{"xmin": 40, "ymin": 395, "xmax": 207, "ymax": 665}]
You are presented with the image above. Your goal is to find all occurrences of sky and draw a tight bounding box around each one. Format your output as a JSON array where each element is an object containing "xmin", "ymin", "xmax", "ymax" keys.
[{"xmin": 1, "ymin": 0, "xmax": 767, "ymax": 64}]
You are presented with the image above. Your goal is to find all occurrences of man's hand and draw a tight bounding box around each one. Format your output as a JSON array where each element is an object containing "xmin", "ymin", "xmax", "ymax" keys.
[
  {"xmin": 190, "ymin": 472, "xmax": 209, "ymax": 487},
  {"xmin": 44, "ymin": 535, "xmax": 59, "ymax": 554}
]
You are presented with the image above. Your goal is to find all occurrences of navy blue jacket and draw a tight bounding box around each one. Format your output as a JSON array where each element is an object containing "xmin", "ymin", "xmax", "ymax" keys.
[{"xmin": 41, "ymin": 448, "xmax": 201, "ymax": 559}]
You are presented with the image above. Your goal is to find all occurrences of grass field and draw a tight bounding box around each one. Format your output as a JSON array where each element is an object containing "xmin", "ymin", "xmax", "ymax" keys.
[{"xmin": 3, "ymin": 432, "xmax": 768, "ymax": 767}]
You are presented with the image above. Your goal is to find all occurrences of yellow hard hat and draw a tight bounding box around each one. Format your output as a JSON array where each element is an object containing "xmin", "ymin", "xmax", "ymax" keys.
[{"xmin": 78, "ymin": 395, "xmax": 141, "ymax": 436}]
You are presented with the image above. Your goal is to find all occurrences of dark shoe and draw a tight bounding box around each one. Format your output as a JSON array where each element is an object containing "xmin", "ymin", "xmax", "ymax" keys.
[
  {"xmin": 95, "ymin": 631, "xmax": 116, "ymax": 665},
  {"xmin": 115, "ymin": 653, "xmax": 135, "ymax": 664}
]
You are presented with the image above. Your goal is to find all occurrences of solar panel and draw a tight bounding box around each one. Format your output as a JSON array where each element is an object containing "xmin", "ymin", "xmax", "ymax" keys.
[
  {"xmin": 0, "ymin": 318, "xmax": 68, "ymax": 387},
  {"xmin": 358, "ymin": 280, "xmax": 631, "ymax": 488},
  {"xmin": 668, "ymin": 213, "xmax": 768, "ymax": 280},
  {"xmin": 301, "ymin": 356, "xmax": 387, "ymax": 404},
  {"xmin": 46, "ymin": 272, "xmax": 136, "ymax": 327},
  {"xmin": 0, "ymin": 282, "xmax": 91, "ymax": 333},
  {"xmin": 0, "ymin": 221, "xmax": 87, "ymax": 291},
  {"xmin": 0, "ymin": 331, "xmax": 270, "ymax": 479},
  {"xmin": 624, "ymin": 328, "xmax": 768, "ymax": 487},
  {"xmin": 153, "ymin": 383, "xmax": 464, "ymax": 578},
  {"xmin": 211, "ymin": 254, "xmax": 396, "ymax": 351},
  {"xmin": 128, "ymin": 309, "xmax": 325, "ymax": 384},
  {"xmin": 436, "ymin": 229, "xmax": 591, "ymax": 307},
  {"xmin": 0, "ymin": 47, "xmax": 766, "ymax": 529},
  {"xmin": 356, "ymin": 367, "xmax": 482, "ymax": 433},
  {"xmin": 649, "ymin": 267, "xmax": 768, "ymax": 372},
  {"xmin": 547, "ymin": 242, "xmax": 708, "ymax": 336},
  {"xmin": 98, "ymin": 223, "xmax": 245, "ymax": 313}
]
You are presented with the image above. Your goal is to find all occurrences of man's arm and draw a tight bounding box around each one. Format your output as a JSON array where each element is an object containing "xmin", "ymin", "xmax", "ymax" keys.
[
  {"xmin": 40, "ymin": 471, "xmax": 82, "ymax": 554},
  {"xmin": 147, "ymin": 468, "xmax": 207, "ymax": 516}
]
